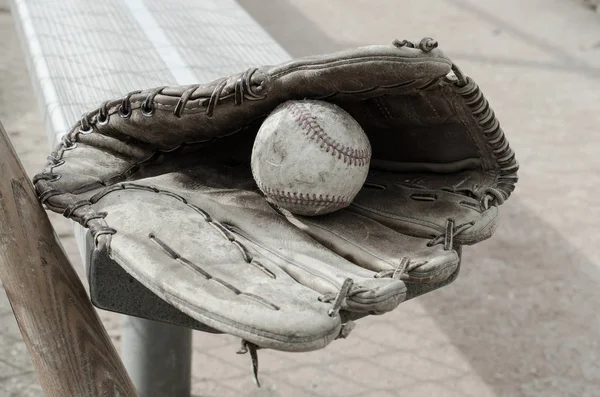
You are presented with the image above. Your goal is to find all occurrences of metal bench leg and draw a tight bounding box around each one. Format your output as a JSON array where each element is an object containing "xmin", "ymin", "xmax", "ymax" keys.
[
  {"xmin": 74, "ymin": 225, "xmax": 193, "ymax": 396},
  {"xmin": 121, "ymin": 317, "xmax": 192, "ymax": 397}
]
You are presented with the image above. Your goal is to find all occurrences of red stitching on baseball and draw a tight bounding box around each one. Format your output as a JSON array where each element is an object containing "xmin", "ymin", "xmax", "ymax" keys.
[
  {"xmin": 284, "ymin": 101, "xmax": 371, "ymax": 166},
  {"xmin": 256, "ymin": 180, "xmax": 349, "ymax": 207}
]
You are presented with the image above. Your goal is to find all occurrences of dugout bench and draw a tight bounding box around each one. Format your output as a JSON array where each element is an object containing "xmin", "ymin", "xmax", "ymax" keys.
[{"xmin": 10, "ymin": 0, "xmax": 290, "ymax": 395}]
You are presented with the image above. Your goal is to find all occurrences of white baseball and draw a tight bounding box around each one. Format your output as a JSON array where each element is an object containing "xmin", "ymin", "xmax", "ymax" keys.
[{"xmin": 251, "ymin": 99, "xmax": 371, "ymax": 216}]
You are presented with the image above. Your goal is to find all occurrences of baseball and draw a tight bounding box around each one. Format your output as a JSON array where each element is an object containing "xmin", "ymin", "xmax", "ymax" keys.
[{"xmin": 251, "ymin": 99, "xmax": 371, "ymax": 216}]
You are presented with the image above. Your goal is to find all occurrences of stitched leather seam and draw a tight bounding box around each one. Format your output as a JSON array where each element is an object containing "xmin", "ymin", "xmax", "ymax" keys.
[
  {"xmin": 256, "ymin": 180, "xmax": 350, "ymax": 207},
  {"xmin": 284, "ymin": 101, "xmax": 370, "ymax": 166},
  {"xmin": 375, "ymin": 97, "xmax": 392, "ymax": 120}
]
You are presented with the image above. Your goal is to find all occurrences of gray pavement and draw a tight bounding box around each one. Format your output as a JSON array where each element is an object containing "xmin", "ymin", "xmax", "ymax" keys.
[{"xmin": 1, "ymin": 0, "xmax": 600, "ymax": 396}]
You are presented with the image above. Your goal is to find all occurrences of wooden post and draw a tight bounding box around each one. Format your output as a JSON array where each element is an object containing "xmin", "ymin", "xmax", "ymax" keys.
[{"xmin": 0, "ymin": 122, "xmax": 138, "ymax": 397}]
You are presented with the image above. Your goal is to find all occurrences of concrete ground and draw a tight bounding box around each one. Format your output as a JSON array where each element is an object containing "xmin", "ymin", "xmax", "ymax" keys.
[{"xmin": 1, "ymin": 0, "xmax": 600, "ymax": 396}]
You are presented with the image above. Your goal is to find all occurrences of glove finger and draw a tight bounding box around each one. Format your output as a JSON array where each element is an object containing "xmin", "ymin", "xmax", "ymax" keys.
[
  {"xmin": 287, "ymin": 209, "xmax": 459, "ymax": 285},
  {"xmin": 144, "ymin": 167, "xmax": 407, "ymax": 315},
  {"xmin": 228, "ymin": 225, "xmax": 405, "ymax": 315},
  {"xmin": 94, "ymin": 186, "xmax": 343, "ymax": 352},
  {"xmin": 349, "ymin": 169, "xmax": 499, "ymax": 246}
]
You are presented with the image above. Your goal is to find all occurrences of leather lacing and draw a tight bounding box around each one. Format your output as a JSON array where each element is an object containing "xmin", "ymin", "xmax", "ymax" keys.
[
  {"xmin": 450, "ymin": 64, "xmax": 519, "ymax": 208},
  {"xmin": 393, "ymin": 37, "xmax": 439, "ymax": 53},
  {"xmin": 77, "ymin": 67, "xmax": 266, "ymax": 136},
  {"xmin": 422, "ymin": 65, "xmax": 520, "ymax": 249},
  {"xmin": 424, "ymin": 67, "xmax": 519, "ymax": 251},
  {"xmin": 34, "ymin": 67, "xmax": 268, "ymax": 242},
  {"xmin": 317, "ymin": 278, "xmax": 355, "ymax": 317},
  {"xmin": 375, "ymin": 257, "xmax": 413, "ymax": 280},
  {"xmin": 370, "ymin": 218, "xmax": 465, "ymax": 280},
  {"xmin": 240, "ymin": 278, "xmax": 356, "ymax": 388}
]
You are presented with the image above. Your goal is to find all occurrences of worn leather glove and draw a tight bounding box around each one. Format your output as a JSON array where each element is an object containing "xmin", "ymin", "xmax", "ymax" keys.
[{"xmin": 34, "ymin": 38, "xmax": 518, "ymax": 355}]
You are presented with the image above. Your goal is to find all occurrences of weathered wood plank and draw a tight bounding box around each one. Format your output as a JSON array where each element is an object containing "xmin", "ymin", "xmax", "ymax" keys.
[{"xmin": 0, "ymin": 121, "xmax": 137, "ymax": 397}]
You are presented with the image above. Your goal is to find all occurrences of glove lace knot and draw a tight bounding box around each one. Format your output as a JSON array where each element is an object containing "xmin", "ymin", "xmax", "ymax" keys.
[
  {"xmin": 427, "ymin": 219, "xmax": 456, "ymax": 250},
  {"xmin": 393, "ymin": 37, "xmax": 438, "ymax": 53},
  {"xmin": 427, "ymin": 219, "xmax": 475, "ymax": 250},
  {"xmin": 318, "ymin": 278, "xmax": 354, "ymax": 318},
  {"xmin": 374, "ymin": 257, "xmax": 427, "ymax": 280}
]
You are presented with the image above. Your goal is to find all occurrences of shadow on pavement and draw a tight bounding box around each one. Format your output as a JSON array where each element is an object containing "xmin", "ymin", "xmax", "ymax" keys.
[
  {"xmin": 238, "ymin": 2, "xmax": 600, "ymax": 396},
  {"xmin": 421, "ymin": 200, "xmax": 600, "ymax": 397}
]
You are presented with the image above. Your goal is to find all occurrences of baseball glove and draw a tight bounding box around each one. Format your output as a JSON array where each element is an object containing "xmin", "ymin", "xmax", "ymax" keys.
[{"xmin": 34, "ymin": 38, "xmax": 518, "ymax": 356}]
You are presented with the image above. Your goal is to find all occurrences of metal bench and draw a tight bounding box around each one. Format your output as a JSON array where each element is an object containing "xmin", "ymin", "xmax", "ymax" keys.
[{"xmin": 10, "ymin": 0, "xmax": 290, "ymax": 395}]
